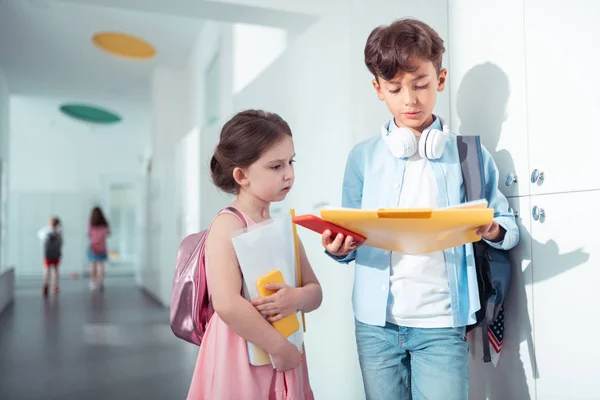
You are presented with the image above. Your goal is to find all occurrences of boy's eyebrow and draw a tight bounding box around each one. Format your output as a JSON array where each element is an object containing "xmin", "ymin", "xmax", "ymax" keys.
[
  {"xmin": 387, "ymin": 74, "xmax": 430, "ymax": 85},
  {"xmin": 411, "ymin": 73, "xmax": 430, "ymax": 82}
]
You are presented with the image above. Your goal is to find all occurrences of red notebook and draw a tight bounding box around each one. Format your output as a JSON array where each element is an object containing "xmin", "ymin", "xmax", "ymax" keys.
[{"xmin": 292, "ymin": 215, "xmax": 366, "ymax": 243}]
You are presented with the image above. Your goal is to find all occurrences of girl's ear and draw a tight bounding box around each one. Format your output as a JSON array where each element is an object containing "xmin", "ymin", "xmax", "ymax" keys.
[{"xmin": 233, "ymin": 167, "xmax": 249, "ymax": 188}]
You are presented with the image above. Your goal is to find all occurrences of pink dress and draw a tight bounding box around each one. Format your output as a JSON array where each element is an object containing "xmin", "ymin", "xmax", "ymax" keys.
[{"xmin": 187, "ymin": 209, "xmax": 314, "ymax": 400}]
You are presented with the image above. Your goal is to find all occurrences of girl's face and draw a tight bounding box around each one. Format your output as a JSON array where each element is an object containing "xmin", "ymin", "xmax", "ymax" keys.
[{"xmin": 237, "ymin": 136, "xmax": 295, "ymax": 203}]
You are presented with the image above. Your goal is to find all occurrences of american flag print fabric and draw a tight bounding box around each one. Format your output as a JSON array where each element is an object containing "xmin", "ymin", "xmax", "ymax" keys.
[{"xmin": 488, "ymin": 305, "xmax": 505, "ymax": 367}]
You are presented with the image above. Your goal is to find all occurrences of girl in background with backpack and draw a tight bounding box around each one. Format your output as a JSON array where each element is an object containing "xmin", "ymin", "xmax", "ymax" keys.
[
  {"xmin": 87, "ymin": 206, "xmax": 110, "ymax": 291},
  {"xmin": 38, "ymin": 216, "xmax": 63, "ymax": 296},
  {"xmin": 187, "ymin": 110, "xmax": 322, "ymax": 400}
]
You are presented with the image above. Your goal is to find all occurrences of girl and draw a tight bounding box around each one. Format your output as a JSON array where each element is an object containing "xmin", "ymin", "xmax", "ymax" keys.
[
  {"xmin": 188, "ymin": 110, "xmax": 322, "ymax": 399},
  {"xmin": 87, "ymin": 206, "xmax": 110, "ymax": 291}
]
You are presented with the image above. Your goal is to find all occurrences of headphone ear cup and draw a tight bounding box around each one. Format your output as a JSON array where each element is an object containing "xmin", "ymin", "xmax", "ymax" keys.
[
  {"xmin": 419, "ymin": 128, "xmax": 432, "ymax": 159},
  {"xmin": 433, "ymin": 129, "xmax": 450, "ymax": 159},
  {"xmin": 402, "ymin": 129, "xmax": 418, "ymax": 158},
  {"xmin": 422, "ymin": 128, "xmax": 449, "ymax": 160},
  {"xmin": 389, "ymin": 127, "xmax": 417, "ymax": 158}
]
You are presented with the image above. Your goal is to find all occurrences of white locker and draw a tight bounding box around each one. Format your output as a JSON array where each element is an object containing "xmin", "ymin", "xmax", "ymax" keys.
[
  {"xmin": 529, "ymin": 190, "xmax": 599, "ymax": 399},
  {"xmin": 524, "ymin": 0, "xmax": 600, "ymax": 194},
  {"xmin": 449, "ymin": 0, "xmax": 531, "ymax": 198}
]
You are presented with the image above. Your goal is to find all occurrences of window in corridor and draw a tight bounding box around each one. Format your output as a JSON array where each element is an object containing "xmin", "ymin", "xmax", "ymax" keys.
[{"xmin": 233, "ymin": 23, "xmax": 287, "ymax": 94}]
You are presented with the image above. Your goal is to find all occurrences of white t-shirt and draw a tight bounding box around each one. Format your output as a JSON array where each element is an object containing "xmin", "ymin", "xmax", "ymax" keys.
[{"xmin": 386, "ymin": 135, "xmax": 453, "ymax": 328}]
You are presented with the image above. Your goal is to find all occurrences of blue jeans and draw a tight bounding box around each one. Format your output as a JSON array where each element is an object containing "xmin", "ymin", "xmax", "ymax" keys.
[{"xmin": 355, "ymin": 319, "xmax": 468, "ymax": 400}]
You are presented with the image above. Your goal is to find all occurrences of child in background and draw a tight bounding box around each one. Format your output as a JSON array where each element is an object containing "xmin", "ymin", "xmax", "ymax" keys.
[
  {"xmin": 187, "ymin": 110, "xmax": 321, "ymax": 400},
  {"xmin": 87, "ymin": 206, "xmax": 110, "ymax": 291},
  {"xmin": 38, "ymin": 216, "xmax": 63, "ymax": 296}
]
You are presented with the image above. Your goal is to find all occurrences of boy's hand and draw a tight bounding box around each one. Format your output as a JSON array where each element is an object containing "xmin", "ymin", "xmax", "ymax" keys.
[
  {"xmin": 477, "ymin": 221, "xmax": 505, "ymax": 243},
  {"xmin": 252, "ymin": 283, "xmax": 301, "ymax": 322},
  {"xmin": 322, "ymin": 230, "xmax": 361, "ymax": 256}
]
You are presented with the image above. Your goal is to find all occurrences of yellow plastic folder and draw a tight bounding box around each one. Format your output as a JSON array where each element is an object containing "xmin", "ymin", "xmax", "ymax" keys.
[
  {"xmin": 319, "ymin": 201, "xmax": 494, "ymax": 255},
  {"xmin": 256, "ymin": 270, "xmax": 300, "ymax": 338}
]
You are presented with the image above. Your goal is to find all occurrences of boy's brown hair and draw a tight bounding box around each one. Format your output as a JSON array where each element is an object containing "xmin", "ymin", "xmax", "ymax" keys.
[{"xmin": 364, "ymin": 18, "xmax": 445, "ymax": 81}]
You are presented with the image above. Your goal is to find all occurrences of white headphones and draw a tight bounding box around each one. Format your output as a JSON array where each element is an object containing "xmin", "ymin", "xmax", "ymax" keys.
[{"xmin": 381, "ymin": 115, "xmax": 450, "ymax": 160}]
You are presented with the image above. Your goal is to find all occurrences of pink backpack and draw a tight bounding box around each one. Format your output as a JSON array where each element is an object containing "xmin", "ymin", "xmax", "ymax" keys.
[
  {"xmin": 169, "ymin": 207, "xmax": 247, "ymax": 346},
  {"xmin": 89, "ymin": 226, "xmax": 108, "ymax": 254}
]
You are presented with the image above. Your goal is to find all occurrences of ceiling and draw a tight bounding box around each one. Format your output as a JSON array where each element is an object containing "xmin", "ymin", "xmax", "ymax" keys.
[{"xmin": 0, "ymin": 0, "xmax": 322, "ymax": 101}]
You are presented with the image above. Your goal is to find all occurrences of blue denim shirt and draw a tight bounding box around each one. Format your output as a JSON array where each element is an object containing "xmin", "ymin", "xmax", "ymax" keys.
[{"xmin": 331, "ymin": 119, "xmax": 519, "ymax": 328}]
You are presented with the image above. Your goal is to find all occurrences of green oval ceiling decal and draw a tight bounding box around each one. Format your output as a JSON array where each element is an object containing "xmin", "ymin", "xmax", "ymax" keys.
[{"xmin": 59, "ymin": 104, "xmax": 122, "ymax": 124}]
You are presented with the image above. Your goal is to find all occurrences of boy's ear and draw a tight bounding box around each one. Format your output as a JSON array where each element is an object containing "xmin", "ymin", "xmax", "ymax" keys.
[
  {"xmin": 437, "ymin": 68, "xmax": 448, "ymax": 92},
  {"xmin": 372, "ymin": 78, "xmax": 385, "ymax": 101},
  {"xmin": 233, "ymin": 167, "xmax": 249, "ymax": 187}
]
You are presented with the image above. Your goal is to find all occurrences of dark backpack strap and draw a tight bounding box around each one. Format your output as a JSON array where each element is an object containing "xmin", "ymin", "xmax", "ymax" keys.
[
  {"xmin": 481, "ymin": 317, "xmax": 492, "ymax": 363},
  {"xmin": 458, "ymin": 135, "xmax": 491, "ymax": 360},
  {"xmin": 457, "ymin": 135, "xmax": 485, "ymax": 202}
]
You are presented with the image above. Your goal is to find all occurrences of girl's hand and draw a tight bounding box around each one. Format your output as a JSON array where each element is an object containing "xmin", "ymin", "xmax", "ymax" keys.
[
  {"xmin": 271, "ymin": 341, "xmax": 303, "ymax": 372},
  {"xmin": 251, "ymin": 283, "xmax": 301, "ymax": 322}
]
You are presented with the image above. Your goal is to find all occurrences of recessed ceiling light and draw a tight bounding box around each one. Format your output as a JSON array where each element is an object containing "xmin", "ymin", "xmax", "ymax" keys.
[
  {"xmin": 59, "ymin": 104, "xmax": 122, "ymax": 124},
  {"xmin": 92, "ymin": 32, "xmax": 156, "ymax": 59}
]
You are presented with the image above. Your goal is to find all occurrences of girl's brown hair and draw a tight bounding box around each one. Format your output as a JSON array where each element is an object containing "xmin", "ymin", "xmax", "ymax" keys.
[
  {"xmin": 210, "ymin": 110, "xmax": 292, "ymax": 194},
  {"xmin": 90, "ymin": 206, "xmax": 109, "ymax": 228}
]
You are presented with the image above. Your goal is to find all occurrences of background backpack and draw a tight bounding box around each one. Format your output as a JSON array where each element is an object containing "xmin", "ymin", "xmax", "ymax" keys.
[
  {"xmin": 89, "ymin": 226, "xmax": 108, "ymax": 255},
  {"xmin": 44, "ymin": 231, "xmax": 62, "ymax": 260},
  {"xmin": 170, "ymin": 207, "xmax": 247, "ymax": 346},
  {"xmin": 457, "ymin": 135, "xmax": 512, "ymax": 363}
]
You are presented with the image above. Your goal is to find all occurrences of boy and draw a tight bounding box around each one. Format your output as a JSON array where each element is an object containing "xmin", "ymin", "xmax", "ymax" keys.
[
  {"xmin": 322, "ymin": 18, "xmax": 519, "ymax": 400},
  {"xmin": 38, "ymin": 216, "xmax": 63, "ymax": 296}
]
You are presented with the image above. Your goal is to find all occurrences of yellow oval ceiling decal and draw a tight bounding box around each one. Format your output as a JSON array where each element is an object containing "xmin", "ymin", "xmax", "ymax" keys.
[{"xmin": 92, "ymin": 32, "xmax": 156, "ymax": 59}]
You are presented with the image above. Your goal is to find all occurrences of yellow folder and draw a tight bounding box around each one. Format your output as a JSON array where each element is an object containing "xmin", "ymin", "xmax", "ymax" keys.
[
  {"xmin": 319, "ymin": 201, "xmax": 494, "ymax": 255},
  {"xmin": 256, "ymin": 269, "xmax": 300, "ymax": 338},
  {"xmin": 290, "ymin": 208, "xmax": 306, "ymax": 332}
]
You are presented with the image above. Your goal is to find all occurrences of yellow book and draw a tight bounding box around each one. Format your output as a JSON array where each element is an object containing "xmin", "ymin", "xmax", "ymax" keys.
[
  {"xmin": 320, "ymin": 200, "xmax": 494, "ymax": 255},
  {"xmin": 290, "ymin": 208, "xmax": 306, "ymax": 332},
  {"xmin": 256, "ymin": 269, "xmax": 300, "ymax": 338}
]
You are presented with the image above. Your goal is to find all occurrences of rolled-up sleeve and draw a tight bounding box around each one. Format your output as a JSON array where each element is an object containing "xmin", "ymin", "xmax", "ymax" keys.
[{"xmin": 480, "ymin": 145, "xmax": 520, "ymax": 250}]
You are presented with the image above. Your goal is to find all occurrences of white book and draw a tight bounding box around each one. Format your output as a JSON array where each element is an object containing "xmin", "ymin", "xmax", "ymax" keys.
[{"xmin": 232, "ymin": 214, "xmax": 304, "ymax": 367}]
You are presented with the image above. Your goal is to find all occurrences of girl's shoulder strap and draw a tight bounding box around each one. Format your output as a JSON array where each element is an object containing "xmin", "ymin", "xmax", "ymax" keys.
[{"xmin": 218, "ymin": 207, "xmax": 248, "ymax": 228}]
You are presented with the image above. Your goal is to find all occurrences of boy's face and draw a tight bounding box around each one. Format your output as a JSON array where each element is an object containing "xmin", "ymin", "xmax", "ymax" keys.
[{"xmin": 372, "ymin": 59, "xmax": 447, "ymax": 135}]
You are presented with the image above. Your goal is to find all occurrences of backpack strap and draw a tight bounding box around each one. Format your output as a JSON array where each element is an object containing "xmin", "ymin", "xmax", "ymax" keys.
[
  {"xmin": 221, "ymin": 206, "xmax": 248, "ymax": 228},
  {"xmin": 458, "ymin": 135, "xmax": 502, "ymax": 363},
  {"xmin": 457, "ymin": 135, "xmax": 485, "ymax": 202},
  {"xmin": 205, "ymin": 206, "xmax": 249, "ymax": 301}
]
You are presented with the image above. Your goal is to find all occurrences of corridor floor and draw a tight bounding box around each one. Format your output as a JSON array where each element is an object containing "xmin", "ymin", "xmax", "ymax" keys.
[{"xmin": 0, "ymin": 277, "xmax": 198, "ymax": 399}]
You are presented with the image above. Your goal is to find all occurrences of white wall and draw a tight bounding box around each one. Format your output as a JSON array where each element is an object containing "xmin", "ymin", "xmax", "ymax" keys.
[
  {"xmin": 232, "ymin": 23, "xmax": 287, "ymax": 94},
  {"xmin": 0, "ymin": 66, "xmax": 9, "ymax": 272},
  {"xmin": 140, "ymin": 21, "xmax": 235, "ymax": 306},
  {"xmin": 189, "ymin": 22, "xmax": 235, "ymax": 230},
  {"xmin": 234, "ymin": 1, "xmax": 448, "ymax": 398},
  {"xmin": 7, "ymin": 95, "xmax": 149, "ymax": 277},
  {"xmin": 0, "ymin": 65, "xmax": 12, "ymax": 314},
  {"xmin": 143, "ymin": 68, "xmax": 190, "ymax": 304}
]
